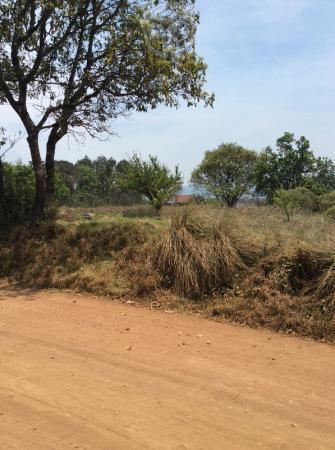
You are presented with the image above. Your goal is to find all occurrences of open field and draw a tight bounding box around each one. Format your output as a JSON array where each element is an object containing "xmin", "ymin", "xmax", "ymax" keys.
[
  {"xmin": 1, "ymin": 280, "xmax": 335, "ymax": 450},
  {"xmin": 1, "ymin": 204, "xmax": 335, "ymax": 341}
]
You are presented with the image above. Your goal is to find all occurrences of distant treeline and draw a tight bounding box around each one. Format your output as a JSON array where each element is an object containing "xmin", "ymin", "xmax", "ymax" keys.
[
  {"xmin": 1, "ymin": 132, "xmax": 335, "ymax": 228},
  {"xmin": 0, "ymin": 156, "xmax": 143, "ymax": 227},
  {"xmin": 54, "ymin": 156, "xmax": 144, "ymax": 206}
]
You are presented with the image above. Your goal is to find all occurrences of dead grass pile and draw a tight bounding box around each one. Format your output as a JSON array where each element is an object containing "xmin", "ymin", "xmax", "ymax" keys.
[
  {"xmin": 155, "ymin": 208, "xmax": 257, "ymax": 299},
  {"xmin": 1, "ymin": 221, "xmax": 156, "ymax": 298},
  {"xmin": 316, "ymin": 263, "xmax": 335, "ymax": 299},
  {"xmin": 259, "ymin": 247, "xmax": 334, "ymax": 295},
  {"xmin": 213, "ymin": 246, "xmax": 335, "ymax": 341}
]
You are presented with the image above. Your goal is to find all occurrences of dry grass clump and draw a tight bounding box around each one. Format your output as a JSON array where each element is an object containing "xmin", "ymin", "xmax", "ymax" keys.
[
  {"xmin": 258, "ymin": 247, "xmax": 334, "ymax": 295},
  {"xmin": 316, "ymin": 263, "xmax": 335, "ymax": 299},
  {"xmin": 212, "ymin": 245, "xmax": 335, "ymax": 341},
  {"xmin": 155, "ymin": 207, "xmax": 257, "ymax": 299},
  {"xmin": 1, "ymin": 221, "xmax": 155, "ymax": 297},
  {"xmin": 53, "ymin": 262, "xmax": 130, "ymax": 298},
  {"xmin": 212, "ymin": 288, "xmax": 335, "ymax": 342}
]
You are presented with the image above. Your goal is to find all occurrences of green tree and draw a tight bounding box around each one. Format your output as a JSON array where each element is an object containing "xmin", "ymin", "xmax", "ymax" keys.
[
  {"xmin": 191, "ymin": 143, "xmax": 258, "ymax": 207},
  {"xmin": 54, "ymin": 160, "xmax": 76, "ymax": 193},
  {"xmin": 302, "ymin": 157, "xmax": 335, "ymax": 195},
  {"xmin": 56, "ymin": 156, "xmax": 143, "ymax": 206},
  {"xmin": 0, "ymin": 0, "xmax": 213, "ymax": 217},
  {"xmin": 0, "ymin": 161, "xmax": 70, "ymax": 229},
  {"xmin": 255, "ymin": 132, "xmax": 334, "ymax": 201},
  {"xmin": 118, "ymin": 154, "xmax": 182, "ymax": 214},
  {"xmin": 74, "ymin": 163, "xmax": 99, "ymax": 206}
]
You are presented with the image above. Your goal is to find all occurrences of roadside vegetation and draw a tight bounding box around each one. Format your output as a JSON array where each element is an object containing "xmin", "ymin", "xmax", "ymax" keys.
[
  {"xmin": 1, "ymin": 202, "xmax": 335, "ymax": 342},
  {"xmin": 1, "ymin": 133, "xmax": 335, "ymax": 343},
  {"xmin": 0, "ymin": 2, "xmax": 334, "ymax": 344}
]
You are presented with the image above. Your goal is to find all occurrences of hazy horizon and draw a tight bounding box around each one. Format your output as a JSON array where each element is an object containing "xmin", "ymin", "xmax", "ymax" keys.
[{"xmin": 2, "ymin": 0, "xmax": 335, "ymax": 182}]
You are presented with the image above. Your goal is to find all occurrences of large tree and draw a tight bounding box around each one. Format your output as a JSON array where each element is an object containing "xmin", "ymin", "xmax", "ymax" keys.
[
  {"xmin": 0, "ymin": 0, "xmax": 212, "ymax": 217},
  {"xmin": 255, "ymin": 132, "xmax": 335, "ymax": 201},
  {"xmin": 191, "ymin": 143, "xmax": 258, "ymax": 207}
]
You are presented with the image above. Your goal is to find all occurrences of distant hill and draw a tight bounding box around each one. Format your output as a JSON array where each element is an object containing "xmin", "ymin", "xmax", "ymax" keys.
[{"xmin": 176, "ymin": 185, "xmax": 210, "ymax": 197}]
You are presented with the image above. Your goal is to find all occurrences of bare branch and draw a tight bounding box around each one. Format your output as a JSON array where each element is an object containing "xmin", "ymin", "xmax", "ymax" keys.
[{"xmin": 0, "ymin": 131, "xmax": 22, "ymax": 160}]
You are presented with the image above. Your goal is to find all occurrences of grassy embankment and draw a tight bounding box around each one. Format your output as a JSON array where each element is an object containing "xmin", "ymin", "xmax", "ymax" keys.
[{"xmin": 1, "ymin": 204, "xmax": 334, "ymax": 342}]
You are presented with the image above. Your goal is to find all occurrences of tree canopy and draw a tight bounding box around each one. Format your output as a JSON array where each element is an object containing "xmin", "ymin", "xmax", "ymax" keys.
[
  {"xmin": 191, "ymin": 143, "xmax": 258, "ymax": 207},
  {"xmin": 0, "ymin": 0, "xmax": 212, "ymax": 216},
  {"xmin": 55, "ymin": 155, "xmax": 143, "ymax": 205},
  {"xmin": 255, "ymin": 132, "xmax": 335, "ymax": 201}
]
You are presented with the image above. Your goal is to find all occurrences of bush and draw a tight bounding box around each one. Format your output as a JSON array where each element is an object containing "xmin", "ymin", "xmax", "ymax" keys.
[
  {"xmin": 274, "ymin": 187, "xmax": 319, "ymax": 221},
  {"xmin": 325, "ymin": 206, "xmax": 335, "ymax": 222},
  {"xmin": 320, "ymin": 192, "xmax": 335, "ymax": 211},
  {"xmin": 0, "ymin": 162, "xmax": 35, "ymax": 230},
  {"xmin": 0, "ymin": 162, "xmax": 69, "ymax": 232}
]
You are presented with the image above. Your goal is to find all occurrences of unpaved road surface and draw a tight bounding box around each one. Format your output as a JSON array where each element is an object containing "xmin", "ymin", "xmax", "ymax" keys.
[{"xmin": 0, "ymin": 281, "xmax": 335, "ymax": 450}]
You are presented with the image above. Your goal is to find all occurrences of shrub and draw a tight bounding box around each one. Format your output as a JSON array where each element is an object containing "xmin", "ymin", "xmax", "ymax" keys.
[
  {"xmin": 325, "ymin": 206, "xmax": 335, "ymax": 222},
  {"xmin": 320, "ymin": 192, "xmax": 335, "ymax": 211},
  {"xmin": 274, "ymin": 187, "xmax": 318, "ymax": 221},
  {"xmin": 0, "ymin": 162, "xmax": 35, "ymax": 230},
  {"xmin": 0, "ymin": 162, "xmax": 69, "ymax": 232}
]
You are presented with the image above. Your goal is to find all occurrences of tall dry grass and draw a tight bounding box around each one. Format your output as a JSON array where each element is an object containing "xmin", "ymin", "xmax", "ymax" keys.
[
  {"xmin": 155, "ymin": 207, "xmax": 260, "ymax": 298},
  {"xmin": 155, "ymin": 205, "xmax": 335, "ymax": 341},
  {"xmin": 1, "ymin": 204, "xmax": 335, "ymax": 341}
]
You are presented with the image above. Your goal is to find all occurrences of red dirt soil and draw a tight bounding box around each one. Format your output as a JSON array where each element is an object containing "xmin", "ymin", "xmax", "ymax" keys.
[{"xmin": 0, "ymin": 280, "xmax": 335, "ymax": 450}]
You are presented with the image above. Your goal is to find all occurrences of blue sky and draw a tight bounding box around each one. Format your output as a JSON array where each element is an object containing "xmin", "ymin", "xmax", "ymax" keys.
[{"xmin": 3, "ymin": 0, "xmax": 335, "ymax": 182}]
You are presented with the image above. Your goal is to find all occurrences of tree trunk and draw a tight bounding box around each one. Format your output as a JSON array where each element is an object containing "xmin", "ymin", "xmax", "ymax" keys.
[
  {"xmin": 46, "ymin": 133, "xmax": 57, "ymax": 200},
  {"xmin": 45, "ymin": 124, "xmax": 67, "ymax": 204},
  {"xmin": 0, "ymin": 158, "xmax": 5, "ymax": 202},
  {"xmin": 27, "ymin": 135, "xmax": 47, "ymax": 218},
  {"xmin": 226, "ymin": 198, "xmax": 238, "ymax": 208}
]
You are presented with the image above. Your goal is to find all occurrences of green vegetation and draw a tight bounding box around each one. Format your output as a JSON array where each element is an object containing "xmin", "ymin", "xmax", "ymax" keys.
[
  {"xmin": 0, "ymin": 161, "xmax": 68, "ymax": 229},
  {"xmin": 273, "ymin": 187, "xmax": 318, "ymax": 221},
  {"xmin": 0, "ymin": 0, "xmax": 334, "ymax": 348},
  {"xmin": 255, "ymin": 132, "xmax": 335, "ymax": 202},
  {"xmin": 191, "ymin": 143, "xmax": 258, "ymax": 207},
  {"xmin": 0, "ymin": 0, "xmax": 212, "ymax": 217},
  {"xmin": 117, "ymin": 154, "xmax": 182, "ymax": 215},
  {"xmin": 55, "ymin": 156, "xmax": 143, "ymax": 206}
]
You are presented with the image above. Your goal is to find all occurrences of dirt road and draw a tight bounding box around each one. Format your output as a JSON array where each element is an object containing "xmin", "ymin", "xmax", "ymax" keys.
[{"xmin": 0, "ymin": 281, "xmax": 335, "ymax": 450}]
